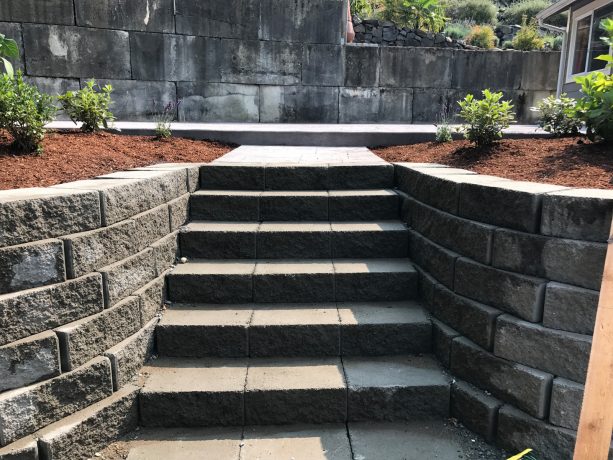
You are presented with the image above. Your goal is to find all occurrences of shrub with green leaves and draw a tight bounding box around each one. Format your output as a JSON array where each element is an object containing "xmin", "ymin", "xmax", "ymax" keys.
[
  {"xmin": 351, "ymin": 0, "xmax": 375, "ymax": 18},
  {"xmin": 380, "ymin": 0, "xmax": 448, "ymax": 32},
  {"xmin": 458, "ymin": 89, "xmax": 515, "ymax": 146},
  {"xmin": 444, "ymin": 21, "xmax": 473, "ymax": 39},
  {"xmin": 542, "ymin": 34, "xmax": 563, "ymax": 51},
  {"xmin": 58, "ymin": 80, "xmax": 114, "ymax": 132},
  {"xmin": 0, "ymin": 72, "xmax": 56, "ymax": 153},
  {"xmin": 446, "ymin": 0, "xmax": 498, "ymax": 25},
  {"xmin": 435, "ymin": 123, "xmax": 454, "ymax": 142},
  {"xmin": 512, "ymin": 16, "xmax": 544, "ymax": 50},
  {"xmin": 0, "ymin": 33, "xmax": 19, "ymax": 78},
  {"xmin": 531, "ymin": 94, "xmax": 582, "ymax": 136},
  {"xmin": 501, "ymin": 0, "xmax": 566, "ymax": 26},
  {"xmin": 466, "ymin": 25, "xmax": 498, "ymax": 48}
]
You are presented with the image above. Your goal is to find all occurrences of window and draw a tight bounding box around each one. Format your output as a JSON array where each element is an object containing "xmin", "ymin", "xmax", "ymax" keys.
[
  {"xmin": 572, "ymin": 16, "xmax": 591, "ymax": 74},
  {"xmin": 589, "ymin": 3, "xmax": 613, "ymax": 71}
]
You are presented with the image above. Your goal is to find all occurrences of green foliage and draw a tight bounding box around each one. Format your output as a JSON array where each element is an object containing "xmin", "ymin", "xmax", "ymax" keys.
[
  {"xmin": 574, "ymin": 19, "xmax": 613, "ymax": 143},
  {"xmin": 0, "ymin": 72, "xmax": 56, "ymax": 153},
  {"xmin": 466, "ymin": 25, "xmax": 498, "ymax": 48},
  {"xmin": 0, "ymin": 33, "xmax": 19, "ymax": 78},
  {"xmin": 458, "ymin": 89, "xmax": 515, "ymax": 146},
  {"xmin": 511, "ymin": 16, "xmax": 544, "ymax": 50},
  {"xmin": 446, "ymin": 0, "xmax": 498, "ymax": 25},
  {"xmin": 531, "ymin": 94, "xmax": 582, "ymax": 136},
  {"xmin": 154, "ymin": 100, "xmax": 181, "ymax": 139},
  {"xmin": 444, "ymin": 21, "xmax": 473, "ymax": 39},
  {"xmin": 351, "ymin": 0, "xmax": 376, "ymax": 18},
  {"xmin": 542, "ymin": 34, "xmax": 563, "ymax": 51},
  {"xmin": 435, "ymin": 123, "xmax": 454, "ymax": 142},
  {"xmin": 58, "ymin": 80, "xmax": 114, "ymax": 132},
  {"xmin": 501, "ymin": 0, "xmax": 566, "ymax": 27},
  {"xmin": 380, "ymin": 0, "xmax": 448, "ymax": 32}
]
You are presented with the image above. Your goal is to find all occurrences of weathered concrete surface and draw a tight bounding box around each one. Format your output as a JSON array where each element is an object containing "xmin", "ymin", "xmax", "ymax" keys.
[
  {"xmin": 100, "ymin": 248, "xmax": 158, "ymax": 307},
  {"xmin": 175, "ymin": 0, "xmax": 259, "ymax": 39},
  {"xmin": 303, "ymin": 44, "xmax": 344, "ymax": 86},
  {"xmin": 0, "ymin": 0, "xmax": 74, "ymax": 24},
  {"xmin": 0, "ymin": 435, "xmax": 38, "ymax": 460},
  {"xmin": 168, "ymin": 194, "xmax": 190, "ymax": 230},
  {"xmin": 134, "ymin": 273, "xmax": 166, "ymax": 325},
  {"xmin": 95, "ymin": 79, "xmax": 177, "ymax": 121},
  {"xmin": 542, "ymin": 282, "xmax": 599, "ymax": 335},
  {"xmin": 452, "ymin": 50, "xmax": 523, "ymax": 90},
  {"xmin": 344, "ymin": 45, "xmax": 379, "ymax": 87},
  {"xmin": 75, "ymin": 0, "xmax": 174, "ymax": 32},
  {"xmin": 380, "ymin": 47, "xmax": 454, "ymax": 88},
  {"xmin": 408, "ymin": 230, "xmax": 458, "ymax": 289},
  {"xmin": 178, "ymin": 83, "xmax": 259, "ymax": 122},
  {"xmin": 254, "ymin": 260, "xmax": 334, "ymax": 303},
  {"xmin": 151, "ymin": 231, "xmax": 178, "ymax": 275},
  {"xmin": 260, "ymin": 86, "xmax": 339, "ymax": 123}
]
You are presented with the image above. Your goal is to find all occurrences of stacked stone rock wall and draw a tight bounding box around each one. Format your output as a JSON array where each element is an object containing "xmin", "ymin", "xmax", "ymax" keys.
[
  {"xmin": 0, "ymin": 164, "xmax": 199, "ymax": 459},
  {"xmin": 395, "ymin": 163, "xmax": 612, "ymax": 459},
  {"xmin": 0, "ymin": 0, "xmax": 558, "ymax": 123}
]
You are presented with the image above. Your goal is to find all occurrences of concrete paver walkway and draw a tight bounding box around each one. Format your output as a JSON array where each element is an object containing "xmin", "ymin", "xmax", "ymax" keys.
[{"xmin": 213, "ymin": 146, "xmax": 386, "ymax": 164}]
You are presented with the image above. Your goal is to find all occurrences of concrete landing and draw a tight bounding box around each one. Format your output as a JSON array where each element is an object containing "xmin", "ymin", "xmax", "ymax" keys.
[
  {"xmin": 98, "ymin": 421, "xmax": 509, "ymax": 459},
  {"xmin": 214, "ymin": 146, "xmax": 385, "ymax": 164}
]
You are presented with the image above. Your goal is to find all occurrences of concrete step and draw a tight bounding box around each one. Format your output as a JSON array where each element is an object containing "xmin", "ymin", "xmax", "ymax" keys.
[
  {"xmin": 189, "ymin": 189, "xmax": 400, "ymax": 221},
  {"xmin": 179, "ymin": 221, "xmax": 409, "ymax": 259},
  {"xmin": 156, "ymin": 301, "xmax": 432, "ymax": 358},
  {"xmin": 138, "ymin": 355, "xmax": 450, "ymax": 427},
  {"xmin": 166, "ymin": 259, "xmax": 418, "ymax": 304},
  {"xmin": 199, "ymin": 163, "xmax": 394, "ymax": 191}
]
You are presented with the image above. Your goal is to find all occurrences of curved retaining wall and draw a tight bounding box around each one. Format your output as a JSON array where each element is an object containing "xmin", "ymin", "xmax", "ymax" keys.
[
  {"xmin": 0, "ymin": 164, "xmax": 200, "ymax": 459},
  {"xmin": 394, "ymin": 163, "xmax": 612, "ymax": 459}
]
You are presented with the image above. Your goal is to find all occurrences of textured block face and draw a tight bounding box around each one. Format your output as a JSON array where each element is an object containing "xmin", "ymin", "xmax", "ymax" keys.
[
  {"xmin": 0, "ymin": 239, "xmax": 65, "ymax": 294},
  {"xmin": 200, "ymin": 165, "xmax": 265, "ymax": 191},
  {"xmin": 380, "ymin": 47, "xmax": 454, "ymax": 88},
  {"xmin": 493, "ymin": 314, "xmax": 591, "ymax": 383},
  {"xmin": 169, "ymin": 194, "xmax": 190, "ymax": 230},
  {"xmin": 431, "ymin": 319, "xmax": 459, "ymax": 368},
  {"xmin": 75, "ymin": 0, "xmax": 174, "ymax": 32},
  {"xmin": 542, "ymin": 282, "xmax": 599, "ymax": 335},
  {"xmin": 0, "ymin": 273, "xmax": 104, "ymax": 346},
  {"xmin": 0, "ymin": 436, "xmax": 39, "ymax": 459},
  {"xmin": 190, "ymin": 191, "xmax": 261, "ymax": 221},
  {"xmin": 0, "ymin": 356, "xmax": 112, "ymax": 446},
  {"xmin": 379, "ymin": 88, "xmax": 414, "ymax": 123},
  {"xmin": 0, "ymin": 331, "xmax": 60, "ymax": 393},
  {"xmin": 135, "ymin": 273, "xmax": 166, "ymax": 324},
  {"xmin": 334, "ymin": 266, "xmax": 417, "ymax": 302},
  {"xmin": 408, "ymin": 230, "xmax": 458, "ymax": 289},
  {"xmin": 549, "ymin": 378, "xmax": 583, "ymax": 431},
  {"xmin": 259, "ymin": 85, "xmax": 340, "ymax": 123},
  {"xmin": 344, "ymin": 45, "xmax": 380, "ymax": 87},
  {"xmin": 328, "ymin": 164, "xmax": 394, "ymax": 190},
  {"xmin": 452, "ymin": 50, "xmax": 523, "ymax": 90},
  {"xmin": 264, "ymin": 166, "xmax": 328, "ymax": 191},
  {"xmin": 151, "ymin": 231, "xmax": 179, "ymax": 274},
  {"xmin": 0, "ymin": 0, "xmax": 74, "ymax": 24},
  {"xmin": 450, "ymin": 337, "xmax": 552, "ymax": 419},
  {"xmin": 23, "ymin": 25, "xmax": 130, "ymax": 78},
  {"xmin": 253, "ymin": 263, "xmax": 335, "ymax": 303},
  {"xmin": 329, "ymin": 190, "xmax": 399, "ymax": 221},
  {"xmin": 331, "ymin": 222, "xmax": 408, "ymax": 258},
  {"xmin": 339, "ymin": 88, "xmax": 381, "ymax": 123},
  {"xmin": 260, "ymin": 192, "xmax": 328, "ymax": 221},
  {"xmin": 258, "ymin": 223, "xmax": 331, "ymax": 259},
  {"xmin": 451, "ymin": 381, "xmax": 502, "ymax": 442},
  {"xmin": 178, "ymin": 83, "xmax": 259, "ymax": 122},
  {"xmin": 303, "ymin": 44, "xmax": 344, "ymax": 86},
  {"xmin": 181, "ymin": 223, "xmax": 258, "ymax": 259},
  {"xmin": 175, "ymin": 0, "xmax": 259, "ymax": 38}
]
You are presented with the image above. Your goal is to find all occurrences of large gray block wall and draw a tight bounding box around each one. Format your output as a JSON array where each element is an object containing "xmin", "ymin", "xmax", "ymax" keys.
[
  {"xmin": 395, "ymin": 163, "xmax": 613, "ymax": 459},
  {"xmin": 0, "ymin": 0, "xmax": 559, "ymax": 123}
]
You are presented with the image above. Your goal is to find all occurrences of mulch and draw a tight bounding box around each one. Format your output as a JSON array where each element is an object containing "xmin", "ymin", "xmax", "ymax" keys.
[
  {"xmin": 373, "ymin": 137, "xmax": 613, "ymax": 190},
  {"xmin": 0, "ymin": 131, "xmax": 233, "ymax": 190}
]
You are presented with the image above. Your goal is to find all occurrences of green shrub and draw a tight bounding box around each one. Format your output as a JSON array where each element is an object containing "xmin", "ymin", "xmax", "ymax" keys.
[
  {"xmin": 458, "ymin": 89, "xmax": 515, "ymax": 146},
  {"xmin": 446, "ymin": 0, "xmax": 498, "ymax": 25},
  {"xmin": 0, "ymin": 72, "xmax": 56, "ymax": 153},
  {"xmin": 435, "ymin": 123, "xmax": 454, "ymax": 142},
  {"xmin": 380, "ymin": 0, "xmax": 447, "ymax": 32},
  {"xmin": 531, "ymin": 94, "xmax": 582, "ymax": 136},
  {"xmin": 58, "ymin": 79, "xmax": 114, "ymax": 132},
  {"xmin": 0, "ymin": 33, "xmax": 19, "ymax": 78},
  {"xmin": 466, "ymin": 25, "xmax": 498, "ymax": 48},
  {"xmin": 444, "ymin": 21, "xmax": 472, "ymax": 39},
  {"xmin": 154, "ymin": 100, "xmax": 181, "ymax": 139},
  {"xmin": 542, "ymin": 34, "xmax": 563, "ymax": 50},
  {"xmin": 501, "ymin": 0, "xmax": 566, "ymax": 26},
  {"xmin": 351, "ymin": 0, "xmax": 375, "ymax": 18},
  {"xmin": 512, "ymin": 16, "xmax": 544, "ymax": 50}
]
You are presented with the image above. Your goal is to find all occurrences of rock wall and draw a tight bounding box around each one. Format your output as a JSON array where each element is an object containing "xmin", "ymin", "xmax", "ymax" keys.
[
  {"xmin": 0, "ymin": 164, "xmax": 199, "ymax": 459},
  {"xmin": 395, "ymin": 163, "xmax": 612, "ymax": 459},
  {"xmin": 0, "ymin": 0, "xmax": 559, "ymax": 123}
]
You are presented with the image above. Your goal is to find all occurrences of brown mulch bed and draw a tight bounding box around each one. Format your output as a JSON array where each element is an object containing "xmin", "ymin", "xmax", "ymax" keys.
[
  {"xmin": 374, "ymin": 137, "xmax": 613, "ymax": 190},
  {"xmin": 0, "ymin": 131, "xmax": 233, "ymax": 190}
]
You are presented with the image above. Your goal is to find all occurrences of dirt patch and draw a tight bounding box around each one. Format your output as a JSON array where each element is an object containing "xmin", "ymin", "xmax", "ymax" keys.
[
  {"xmin": 0, "ymin": 131, "xmax": 233, "ymax": 190},
  {"xmin": 373, "ymin": 137, "xmax": 613, "ymax": 190}
]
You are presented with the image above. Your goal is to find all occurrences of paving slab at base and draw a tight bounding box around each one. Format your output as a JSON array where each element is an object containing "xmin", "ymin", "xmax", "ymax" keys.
[{"xmin": 215, "ymin": 146, "xmax": 386, "ymax": 163}]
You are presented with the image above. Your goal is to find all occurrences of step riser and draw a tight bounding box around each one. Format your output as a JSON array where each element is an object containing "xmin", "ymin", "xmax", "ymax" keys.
[
  {"xmin": 156, "ymin": 322, "xmax": 432, "ymax": 358},
  {"xmin": 190, "ymin": 194, "xmax": 400, "ymax": 221},
  {"xmin": 199, "ymin": 165, "xmax": 394, "ymax": 191},
  {"xmin": 166, "ymin": 272, "xmax": 418, "ymax": 304},
  {"xmin": 180, "ymin": 230, "xmax": 409, "ymax": 259}
]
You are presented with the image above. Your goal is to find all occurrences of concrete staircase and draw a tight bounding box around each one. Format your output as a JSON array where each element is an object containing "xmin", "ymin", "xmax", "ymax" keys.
[{"xmin": 139, "ymin": 163, "xmax": 451, "ymax": 432}]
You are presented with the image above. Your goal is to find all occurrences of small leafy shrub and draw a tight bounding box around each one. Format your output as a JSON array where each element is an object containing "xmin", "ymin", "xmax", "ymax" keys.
[
  {"xmin": 512, "ymin": 16, "xmax": 544, "ymax": 50},
  {"xmin": 154, "ymin": 100, "xmax": 182, "ymax": 139},
  {"xmin": 0, "ymin": 33, "xmax": 19, "ymax": 78},
  {"xmin": 0, "ymin": 72, "xmax": 56, "ymax": 153},
  {"xmin": 458, "ymin": 89, "xmax": 515, "ymax": 146},
  {"xmin": 351, "ymin": 0, "xmax": 375, "ymax": 18},
  {"xmin": 501, "ymin": 0, "xmax": 566, "ymax": 26},
  {"xmin": 542, "ymin": 34, "xmax": 563, "ymax": 50},
  {"xmin": 446, "ymin": 0, "xmax": 498, "ymax": 25},
  {"xmin": 531, "ymin": 94, "xmax": 582, "ymax": 136},
  {"xmin": 435, "ymin": 123, "xmax": 453, "ymax": 142},
  {"xmin": 380, "ymin": 0, "xmax": 448, "ymax": 32},
  {"xmin": 444, "ymin": 21, "xmax": 473, "ymax": 39},
  {"xmin": 466, "ymin": 25, "xmax": 497, "ymax": 48},
  {"xmin": 58, "ymin": 80, "xmax": 114, "ymax": 132}
]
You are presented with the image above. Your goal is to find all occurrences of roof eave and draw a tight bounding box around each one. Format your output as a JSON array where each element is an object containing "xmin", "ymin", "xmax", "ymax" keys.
[{"xmin": 536, "ymin": 0, "xmax": 575, "ymax": 20}]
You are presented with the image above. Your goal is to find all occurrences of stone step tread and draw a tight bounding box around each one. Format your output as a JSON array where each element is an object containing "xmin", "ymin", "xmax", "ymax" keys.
[
  {"xmin": 185, "ymin": 220, "xmax": 408, "ymax": 233},
  {"xmin": 192, "ymin": 189, "xmax": 398, "ymax": 197}
]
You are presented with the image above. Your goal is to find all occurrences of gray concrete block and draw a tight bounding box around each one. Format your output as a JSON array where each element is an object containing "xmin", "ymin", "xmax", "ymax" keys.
[
  {"xmin": 260, "ymin": 85, "xmax": 339, "ymax": 123},
  {"xmin": 0, "ymin": 273, "xmax": 104, "ymax": 346},
  {"xmin": 411, "ymin": 199, "xmax": 494, "ymax": 264},
  {"xmin": 139, "ymin": 163, "xmax": 201, "ymax": 193},
  {"xmin": 497, "ymin": 405, "xmax": 576, "ymax": 460},
  {"xmin": 459, "ymin": 180, "xmax": 567, "ymax": 233},
  {"xmin": 0, "ymin": 331, "xmax": 60, "ymax": 393},
  {"xmin": 134, "ymin": 272, "xmax": 166, "ymax": 325},
  {"xmin": 265, "ymin": 166, "xmax": 328, "ymax": 190},
  {"xmin": 329, "ymin": 190, "xmax": 399, "ymax": 221},
  {"xmin": 541, "ymin": 188, "xmax": 613, "ymax": 243},
  {"xmin": 380, "ymin": 47, "xmax": 454, "ymax": 88},
  {"xmin": 339, "ymin": 88, "xmax": 380, "ymax": 123},
  {"xmin": 258, "ymin": 223, "xmax": 330, "ymax": 259},
  {"xmin": 451, "ymin": 336, "xmax": 553, "ymax": 419},
  {"xmin": 0, "ymin": 187, "xmax": 101, "ymax": 247},
  {"xmin": 22, "ymin": 24, "xmax": 130, "ymax": 79},
  {"xmin": 332, "ymin": 222, "xmax": 408, "ymax": 258},
  {"xmin": 452, "ymin": 50, "xmax": 522, "ymax": 90},
  {"xmin": 168, "ymin": 194, "xmax": 190, "ymax": 230},
  {"xmin": 492, "ymin": 228, "xmax": 606, "ymax": 291},
  {"xmin": 254, "ymin": 269, "xmax": 334, "ymax": 303},
  {"xmin": 259, "ymin": 0, "xmax": 344, "ymax": 44},
  {"xmin": 543, "ymin": 282, "xmax": 599, "ymax": 335},
  {"xmin": 75, "ymin": 0, "xmax": 174, "ymax": 32},
  {"xmin": 494, "ymin": 314, "xmax": 591, "ymax": 383},
  {"xmin": 0, "ymin": 239, "xmax": 65, "ymax": 294},
  {"xmin": 37, "ymin": 385, "xmax": 139, "ymax": 460},
  {"xmin": 549, "ymin": 377, "xmax": 583, "ymax": 431},
  {"xmin": 328, "ymin": 164, "xmax": 394, "ymax": 190},
  {"xmin": 175, "ymin": 0, "xmax": 259, "ymax": 39},
  {"xmin": 411, "ymin": 88, "xmax": 455, "ymax": 122},
  {"xmin": 379, "ymin": 88, "xmax": 414, "ymax": 123},
  {"xmin": 431, "ymin": 318, "xmax": 459, "ymax": 368},
  {"xmin": 521, "ymin": 51, "xmax": 560, "ymax": 91},
  {"xmin": 56, "ymin": 296, "xmax": 142, "ymax": 371},
  {"xmin": 106, "ymin": 318, "xmax": 158, "ymax": 390},
  {"xmin": 344, "ymin": 45, "xmax": 379, "ymax": 87},
  {"xmin": 200, "ymin": 164, "xmax": 265, "ymax": 190},
  {"xmin": 431, "ymin": 283, "xmax": 501, "ymax": 350},
  {"xmin": 0, "ymin": 0, "xmax": 74, "ymax": 24},
  {"xmin": 151, "ymin": 231, "xmax": 179, "ymax": 275},
  {"xmin": 178, "ymin": 82, "xmax": 259, "ymax": 122},
  {"xmin": 416, "ymin": 266, "xmax": 438, "ymax": 308},
  {"xmin": 190, "ymin": 191, "xmax": 261, "ymax": 221},
  {"xmin": 454, "ymin": 257, "xmax": 546, "ymax": 322},
  {"xmin": 0, "ymin": 436, "xmax": 38, "ymax": 460},
  {"xmin": 260, "ymin": 191, "xmax": 328, "ymax": 221},
  {"xmin": 0, "ymin": 23, "xmax": 24, "ymax": 73},
  {"xmin": 451, "ymin": 380, "xmax": 502, "ymax": 442},
  {"xmin": 133, "ymin": 204, "xmax": 172, "ymax": 250},
  {"xmin": 303, "ymin": 44, "xmax": 344, "ymax": 86},
  {"xmin": 408, "ymin": 230, "xmax": 458, "ymax": 289},
  {"xmin": 0, "ymin": 356, "xmax": 112, "ymax": 446}
]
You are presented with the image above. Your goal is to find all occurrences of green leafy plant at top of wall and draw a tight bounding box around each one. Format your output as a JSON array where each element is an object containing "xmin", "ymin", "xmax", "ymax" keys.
[
  {"xmin": 445, "ymin": 0, "xmax": 498, "ymax": 26},
  {"xmin": 458, "ymin": 89, "xmax": 515, "ymax": 146},
  {"xmin": 0, "ymin": 34, "xmax": 19, "ymax": 78},
  {"xmin": 380, "ymin": 0, "xmax": 448, "ymax": 32},
  {"xmin": 466, "ymin": 25, "xmax": 498, "ymax": 48},
  {"xmin": 511, "ymin": 16, "xmax": 544, "ymax": 50},
  {"xmin": 531, "ymin": 94, "xmax": 582, "ymax": 136},
  {"xmin": 58, "ymin": 79, "xmax": 115, "ymax": 132}
]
